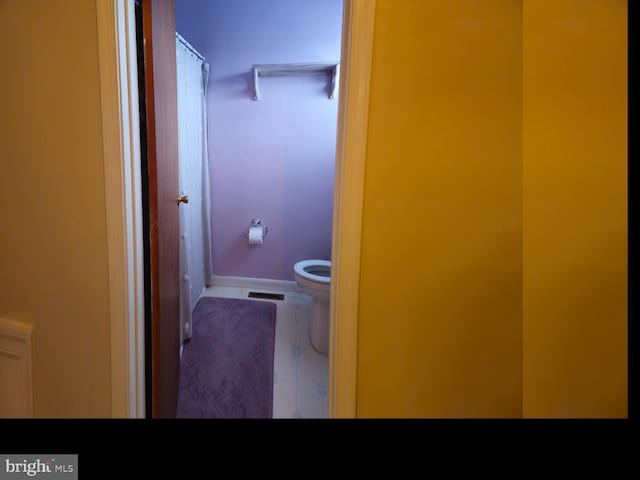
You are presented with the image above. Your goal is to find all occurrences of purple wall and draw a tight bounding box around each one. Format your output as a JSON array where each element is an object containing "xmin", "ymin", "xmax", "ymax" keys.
[{"xmin": 176, "ymin": 0, "xmax": 343, "ymax": 281}]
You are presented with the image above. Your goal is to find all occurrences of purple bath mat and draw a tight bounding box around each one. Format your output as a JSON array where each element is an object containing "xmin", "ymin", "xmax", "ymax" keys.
[{"xmin": 177, "ymin": 296, "xmax": 277, "ymax": 418}]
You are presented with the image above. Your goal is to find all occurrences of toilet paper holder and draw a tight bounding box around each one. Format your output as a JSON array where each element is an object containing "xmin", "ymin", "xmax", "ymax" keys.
[{"xmin": 243, "ymin": 218, "xmax": 268, "ymax": 238}]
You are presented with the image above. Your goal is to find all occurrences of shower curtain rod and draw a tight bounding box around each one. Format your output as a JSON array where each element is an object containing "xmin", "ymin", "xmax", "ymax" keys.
[{"xmin": 176, "ymin": 32, "xmax": 205, "ymax": 62}]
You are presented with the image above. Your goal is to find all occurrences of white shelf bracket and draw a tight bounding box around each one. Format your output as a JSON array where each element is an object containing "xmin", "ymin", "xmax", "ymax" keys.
[
  {"xmin": 330, "ymin": 64, "xmax": 339, "ymax": 99},
  {"xmin": 253, "ymin": 66, "xmax": 260, "ymax": 100}
]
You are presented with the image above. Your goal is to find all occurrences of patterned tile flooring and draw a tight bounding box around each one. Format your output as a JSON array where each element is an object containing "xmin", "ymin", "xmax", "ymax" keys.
[{"xmin": 201, "ymin": 285, "xmax": 328, "ymax": 418}]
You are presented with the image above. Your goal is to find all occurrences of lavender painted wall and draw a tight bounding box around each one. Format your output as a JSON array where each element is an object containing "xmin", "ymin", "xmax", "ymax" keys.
[{"xmin": 176, "ymin": 0, "xmax": 343, "ymax": 281}]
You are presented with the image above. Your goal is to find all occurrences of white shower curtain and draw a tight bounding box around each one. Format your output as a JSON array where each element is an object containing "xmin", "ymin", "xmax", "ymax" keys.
[{"xmin": 176, "ymin": 33, "xmax": 212, "ymax": 344}]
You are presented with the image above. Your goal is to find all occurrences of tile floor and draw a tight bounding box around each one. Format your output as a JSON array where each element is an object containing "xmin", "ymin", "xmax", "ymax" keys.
[{"xmin": 201, "ymin": 285, "xmax": 328, "ymax": 418}]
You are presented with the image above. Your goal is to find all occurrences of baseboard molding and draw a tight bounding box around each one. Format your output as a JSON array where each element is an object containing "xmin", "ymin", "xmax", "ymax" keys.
[{"xmin": 211, "ymin": 275, "xmax": 300, "ymax": 293}]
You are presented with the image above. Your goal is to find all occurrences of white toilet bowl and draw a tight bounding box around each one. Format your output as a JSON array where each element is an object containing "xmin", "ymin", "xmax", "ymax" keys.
[{"xmin": 293, "ymin": 259, "xmax": 331, "ymax": 355}]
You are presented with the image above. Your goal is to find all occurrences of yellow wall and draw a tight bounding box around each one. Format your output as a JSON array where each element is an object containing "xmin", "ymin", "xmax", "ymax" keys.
[
  {"xmin": 357, "ymin": 0, "xmax": 523, "ymax": 417},
  {"xmin": 355, "ymin": 0, "xmax": 627, "ymax": 418},
  {"xmin": 0, "ymin": 0, "xmax": 112, "ymax": 417},
  {"xmin": 522, "ymin": 0, "xmax": 627, "ymax": 417}
]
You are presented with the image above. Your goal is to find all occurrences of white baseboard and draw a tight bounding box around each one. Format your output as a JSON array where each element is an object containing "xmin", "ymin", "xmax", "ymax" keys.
[{"xmin": 210, "ymin": 275, "xmax": 301, "ymax": 293}]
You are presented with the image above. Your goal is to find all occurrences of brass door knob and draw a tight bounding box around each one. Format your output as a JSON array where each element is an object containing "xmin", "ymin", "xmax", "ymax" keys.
[{"xmin": 177, "ymin": 195, "xmax": 189, "ymax": 205}]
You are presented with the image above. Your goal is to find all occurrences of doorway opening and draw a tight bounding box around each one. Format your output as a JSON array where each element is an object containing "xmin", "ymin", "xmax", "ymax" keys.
[
  {"xmin": 98, "ymin": 0, "xmax": 374, "ymax": 419},
  {"xmin": 138, "ymin": 0, "xmax": 344, "ymax": 418}
]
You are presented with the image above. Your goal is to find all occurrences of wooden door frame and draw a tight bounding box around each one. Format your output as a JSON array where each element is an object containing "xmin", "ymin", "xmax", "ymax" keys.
[{"xmin": 96, "ymin": 0, "xmax": 375, "ymax": 418}]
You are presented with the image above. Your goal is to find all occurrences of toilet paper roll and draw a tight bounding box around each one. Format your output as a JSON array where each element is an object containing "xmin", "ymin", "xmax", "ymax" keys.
[{"xmin": 248, "ymin": 226, "xmax": 264, "ymax": 245}]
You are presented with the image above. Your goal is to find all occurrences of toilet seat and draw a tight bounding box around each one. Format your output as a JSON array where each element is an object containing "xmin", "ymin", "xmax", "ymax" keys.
[{"xmin": 293, "ymin": 259, "xmax": 331, "ymax": 284}]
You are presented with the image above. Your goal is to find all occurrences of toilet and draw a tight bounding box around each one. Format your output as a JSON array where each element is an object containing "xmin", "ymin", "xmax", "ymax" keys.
[{"xmin": 293, "ymin": 259, "xmax": 331, "ymax": 355}]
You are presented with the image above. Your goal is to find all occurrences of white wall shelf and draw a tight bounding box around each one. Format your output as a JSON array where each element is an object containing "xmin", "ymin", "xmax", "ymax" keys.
[{"xmin": 251, "ymin": 62, "xmax": 340, "ymax": 100}]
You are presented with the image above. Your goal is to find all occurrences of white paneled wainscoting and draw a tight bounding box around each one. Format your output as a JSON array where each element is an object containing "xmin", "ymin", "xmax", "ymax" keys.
[{"xmin": 0, "ymin": 318, "xmax": 34, "ymax": 418}]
